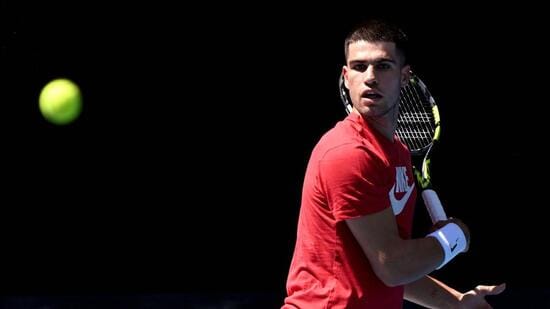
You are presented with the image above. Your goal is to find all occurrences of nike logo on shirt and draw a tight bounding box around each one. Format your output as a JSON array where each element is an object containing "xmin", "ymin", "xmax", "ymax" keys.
[{"xmin": 388, "ymin": 166, "xmax": 415, "ymax": 215}]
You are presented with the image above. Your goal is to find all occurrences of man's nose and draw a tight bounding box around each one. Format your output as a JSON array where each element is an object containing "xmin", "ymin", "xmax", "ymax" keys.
[{"xmin": 364, "ymin": 65, "xmax": 377, "ymax": 85}]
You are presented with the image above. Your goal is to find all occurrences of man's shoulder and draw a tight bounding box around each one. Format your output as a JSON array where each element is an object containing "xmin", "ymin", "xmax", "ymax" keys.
[
  {"xmin": 313, "ymin": 132, "xmax": 375, "ymax": 164},
  {"xmin": 315, "ymin": 120, "xmax": 357, "ymax": 150},
  {"xmin": 311, "ymin": 120, "xmax": 391, "ymax": 169}
]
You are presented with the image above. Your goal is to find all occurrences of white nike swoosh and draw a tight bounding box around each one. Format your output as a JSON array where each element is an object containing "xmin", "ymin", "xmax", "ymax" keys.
[{"xmin": 389, "ymin": 182, "xmax": 415, "ymax": 215}]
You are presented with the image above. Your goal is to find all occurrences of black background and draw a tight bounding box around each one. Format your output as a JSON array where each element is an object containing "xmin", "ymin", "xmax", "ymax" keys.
[{"xmin": 1, "ymin": 0, "xmax": 548, "ymax": 305}]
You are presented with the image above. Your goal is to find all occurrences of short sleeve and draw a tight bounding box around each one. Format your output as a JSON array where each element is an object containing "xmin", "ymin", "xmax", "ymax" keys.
[{"xmin": 318, "ymin": 144, "xmax": 391, "ymax": 222}]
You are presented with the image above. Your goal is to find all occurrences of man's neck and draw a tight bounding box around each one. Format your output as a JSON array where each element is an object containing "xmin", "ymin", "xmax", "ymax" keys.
[{"xmin": 355, "ymin": 108, "xmax": 398, "ymax": 141}]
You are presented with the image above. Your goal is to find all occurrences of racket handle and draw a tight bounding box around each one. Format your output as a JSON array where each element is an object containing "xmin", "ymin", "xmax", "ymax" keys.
[{"xmin": 422, "ymin": 189, "xmax": 448, "ymax": 224}]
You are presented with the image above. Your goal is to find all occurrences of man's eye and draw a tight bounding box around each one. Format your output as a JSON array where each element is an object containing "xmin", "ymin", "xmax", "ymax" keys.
[
  {"xmin": 375, "ymin": 63, "xmax": 391, "ymax": 70},
  {"xmin": 353, "ymin": 64, "xmax": 367, "ymax": 72}
]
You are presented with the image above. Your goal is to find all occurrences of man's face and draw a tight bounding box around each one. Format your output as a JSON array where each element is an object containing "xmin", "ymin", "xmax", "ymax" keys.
[{"xmin": 343, "ymin": 40, "xmax": 410, "ymax": 119}]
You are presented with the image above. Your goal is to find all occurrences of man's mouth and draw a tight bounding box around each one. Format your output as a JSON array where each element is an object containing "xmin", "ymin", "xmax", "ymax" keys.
[
  {"xmin": 362, "ymin": 93, "xmax": 382, "ymax": 99},
  {"xmin": 361, "ymin": 89, "xmax": 383, "ymax": 101}
]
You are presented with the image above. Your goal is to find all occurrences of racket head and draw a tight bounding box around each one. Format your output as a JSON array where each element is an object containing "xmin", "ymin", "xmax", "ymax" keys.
[
  {"xmin": 338, "ymin": 71, "xmax": 441, "ymax": 157},
  {"xmin": 396, "ymin": 73, "xmax": 440, "ymax": 156}
]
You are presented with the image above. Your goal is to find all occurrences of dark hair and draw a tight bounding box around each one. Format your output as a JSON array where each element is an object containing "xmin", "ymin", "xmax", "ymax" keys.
[{"xmin": 344, "ymin": 19, "xmax": 410, "ymax": 65}]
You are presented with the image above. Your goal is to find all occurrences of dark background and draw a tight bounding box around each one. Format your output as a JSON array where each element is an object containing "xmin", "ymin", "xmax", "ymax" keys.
[{"xmin": 1, "ymin": 1, "xmax": 548, "ymax": 307}]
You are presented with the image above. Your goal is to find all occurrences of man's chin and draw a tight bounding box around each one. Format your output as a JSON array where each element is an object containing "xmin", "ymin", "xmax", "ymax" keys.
[{"xmin": 360, "ymin": 105, "xmax": 397, "ymax": 119}]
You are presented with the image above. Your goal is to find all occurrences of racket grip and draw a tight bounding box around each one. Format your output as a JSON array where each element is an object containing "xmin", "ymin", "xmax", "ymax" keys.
[{"xmin": 422, "ymin": 189, "xmax": 448, "ymax": 224}]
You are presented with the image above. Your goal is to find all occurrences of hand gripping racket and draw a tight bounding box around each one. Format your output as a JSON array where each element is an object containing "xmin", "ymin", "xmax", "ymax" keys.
[{"xmin": 339, "ymin": 71, "xmax": 447, "ymax": 224}]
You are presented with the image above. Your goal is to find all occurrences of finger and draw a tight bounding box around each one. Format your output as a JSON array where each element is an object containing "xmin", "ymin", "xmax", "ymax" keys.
[{"xmin": 475, "ymin": 283, "xmax": 506, "ymax": 295}]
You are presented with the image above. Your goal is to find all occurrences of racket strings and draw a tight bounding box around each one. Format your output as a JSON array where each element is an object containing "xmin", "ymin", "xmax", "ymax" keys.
[{"xmin": 397, "ymin": 77, "xmax": 436, "ymax": 152}]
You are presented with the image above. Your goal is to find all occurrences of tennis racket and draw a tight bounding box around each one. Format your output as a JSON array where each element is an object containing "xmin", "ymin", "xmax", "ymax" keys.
[{"xmin": 338, "ymin": 71, "xmax": 447, "ymax": 224}]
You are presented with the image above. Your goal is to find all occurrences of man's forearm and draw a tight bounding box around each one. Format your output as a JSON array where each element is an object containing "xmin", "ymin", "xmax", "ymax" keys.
[
  {"xmin": 377, "ymin": 236, "xmax": 444, "ymax": 286},
  {"xmin": 404, "ymin": 275, "xmax": 462, "ymax": 308}
]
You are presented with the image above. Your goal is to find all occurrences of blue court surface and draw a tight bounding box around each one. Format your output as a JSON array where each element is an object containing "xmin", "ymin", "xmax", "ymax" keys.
[
  {"xmin": 0, "ymin": 292, "xmax": 281, "ymax": 309},
  {"xmin": 1, "ymin": 288, "xmax": 549, "ymax": 308}
]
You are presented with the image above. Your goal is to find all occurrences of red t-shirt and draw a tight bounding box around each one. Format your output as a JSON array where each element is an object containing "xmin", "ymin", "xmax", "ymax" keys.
[{"xmin": 283, "ymin": 112, "xmax": 417, "ymax": 309}]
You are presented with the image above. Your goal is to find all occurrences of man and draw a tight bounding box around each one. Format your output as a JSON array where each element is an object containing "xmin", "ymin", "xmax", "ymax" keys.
[{"xmin": 283, "ymin": 19, "xmax": 505, "ymax": 308}]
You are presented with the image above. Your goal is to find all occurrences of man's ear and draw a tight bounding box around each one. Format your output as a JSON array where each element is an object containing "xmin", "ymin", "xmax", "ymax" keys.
[
  {"xmin": 342, "ymin": 66, "xmax": 349, "ymax": 89},
  {"xmin": 401, "ymin": 65, "xmax": 411, "ymax": 86}
]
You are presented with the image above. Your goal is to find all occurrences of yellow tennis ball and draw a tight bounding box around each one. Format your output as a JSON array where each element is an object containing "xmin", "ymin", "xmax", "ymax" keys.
[{"xmin": 39, "ymin": 78, "xmax": 82, "ymax": 125}]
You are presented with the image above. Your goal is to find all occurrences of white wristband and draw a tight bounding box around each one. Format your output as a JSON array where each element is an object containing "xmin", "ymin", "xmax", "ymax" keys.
[{"xmin": 427, "ymin": 223, "xmax": 467, "ymax": 269}]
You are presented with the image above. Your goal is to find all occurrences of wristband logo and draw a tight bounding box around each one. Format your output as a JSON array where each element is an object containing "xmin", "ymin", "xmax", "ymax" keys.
[{"xmin": 450, "ymin": 238, "xmax": 459, "ymax": 252}]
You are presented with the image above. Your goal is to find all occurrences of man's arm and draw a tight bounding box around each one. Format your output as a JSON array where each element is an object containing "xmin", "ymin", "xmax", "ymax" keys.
[
  {"xmin": 346, "ymin": 207, "xmax": 450, "ymax": 286},
  {"xmin": 405, "ymin": 276, "xmax": 506, "ymax": 308},
  {"xmin": 404, "ymin": 275, "xmax": 461, "ymax": 307}
]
